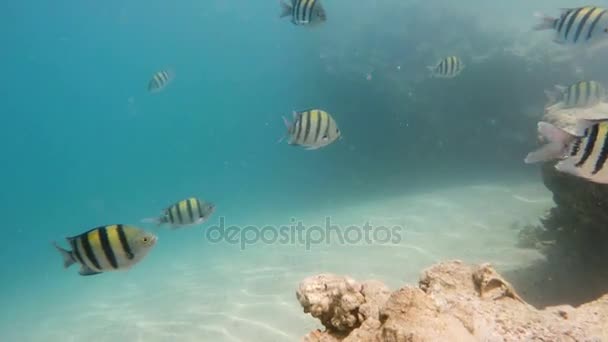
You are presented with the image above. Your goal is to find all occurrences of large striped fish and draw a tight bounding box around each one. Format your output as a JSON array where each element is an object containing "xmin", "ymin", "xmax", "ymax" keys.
[
  {"xmin": 281, "ymin": 109, "xmax": 341, "ymax": 150},
  {"xmin": 148, "ymin": 69, "xmax": 175, "ymax": 93},
  {"xmin": 53, "ymin": 224, "xmax": 157, "ymax": 276},
  {"xmin": 280, "ymin": 0, "xmax": 326, "ymax": 26},
  {"xmin": 534, "ymin": 6, "xmax": 608, "ymax": 46},
  {"xmin": 525, "ymin": 119, "xmax": 608, "ymax": 184},
  {"xmin": 143, "ymin": 197, "xmax": 215, "ymax": 229},
  {"xmin": 427, "ymin": 56, "xmax": 464, "ymax": 78},
  {"xmin": 545, "ymin": 80, "xmax": 607, "ymax": 109}
]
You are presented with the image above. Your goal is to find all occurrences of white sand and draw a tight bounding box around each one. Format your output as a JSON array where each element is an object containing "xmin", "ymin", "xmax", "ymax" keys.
[{"xmin": 7, "ymin": 181, "xmax": 552, "ymax": 341}]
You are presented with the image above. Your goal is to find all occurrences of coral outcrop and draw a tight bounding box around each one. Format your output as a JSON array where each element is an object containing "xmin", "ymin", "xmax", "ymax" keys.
[
  {"xmin": 509, "ymin": 103, "xmax": 608, "ymax": 307},
  {"xmin": 530, "ymin": 160, "xmax": 608, "ymax": 306},
  {"xmin": 296, "ymin": 261, "xmax": 608, "ymax": 341}
]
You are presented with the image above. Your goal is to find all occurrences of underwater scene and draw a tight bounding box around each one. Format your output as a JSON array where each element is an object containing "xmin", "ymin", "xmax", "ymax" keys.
[{"xmin": 5, "ymin": 0, "xmax": 608, "ymax": 340}]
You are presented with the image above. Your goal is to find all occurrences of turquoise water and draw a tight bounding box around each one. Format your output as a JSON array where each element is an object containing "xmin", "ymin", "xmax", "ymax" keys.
[{"xmin": 2, "ymin": 0, "xmax": 604, "ymax": 340}]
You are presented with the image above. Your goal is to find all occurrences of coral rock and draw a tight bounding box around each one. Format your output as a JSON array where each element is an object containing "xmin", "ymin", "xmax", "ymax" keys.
[
  {"xmin": 297, "ymin": 273, "xmax": 391, "ymax": 341},
  {"xmin": 296, "ymin": 261, "xmax": 608, "ymax": 341}
]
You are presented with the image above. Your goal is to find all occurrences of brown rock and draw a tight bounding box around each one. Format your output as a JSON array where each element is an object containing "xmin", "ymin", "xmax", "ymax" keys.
[
  {"xmin": 297, "ymin": 273, "xmax": 391, "ymax": 341},
  {"xmin": 296, "ymin": 261, "xmax": 608, "ymax": 341}
]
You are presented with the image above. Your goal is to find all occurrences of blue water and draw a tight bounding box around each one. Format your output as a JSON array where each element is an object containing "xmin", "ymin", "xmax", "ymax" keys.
[{"xmin": 3, "ymin": 0, "xmax": 606, "ymax": 340}]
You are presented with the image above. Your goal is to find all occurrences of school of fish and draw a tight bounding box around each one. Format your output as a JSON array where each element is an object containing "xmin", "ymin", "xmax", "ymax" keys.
[{"xmin": 54, "ymin": 3, "xmax": 608, "ymax": 276}]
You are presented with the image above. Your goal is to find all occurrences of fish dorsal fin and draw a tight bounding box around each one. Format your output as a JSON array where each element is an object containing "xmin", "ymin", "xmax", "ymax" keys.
[
  {"xmin": 559, "ymin": 8, "xmax": 577, "ymax": 16},
  {"xmin": 297, "ymin": 108, "xmax": 316, "ymax": 113},
  {"xmin": 555, "ymin": 84, "xmax": 567, "ymax": 92}
]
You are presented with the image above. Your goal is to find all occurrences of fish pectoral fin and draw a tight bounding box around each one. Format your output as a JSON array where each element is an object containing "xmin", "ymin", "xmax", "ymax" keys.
[{"xmin": 79, "ymin": 266, "xmax": 102, "ymax": 276}]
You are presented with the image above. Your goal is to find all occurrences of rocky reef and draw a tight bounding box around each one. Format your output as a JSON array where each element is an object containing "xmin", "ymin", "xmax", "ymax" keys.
[
  {"xmin": 509, "ymin": 103, "xmax": 608, "ymax": 306},
  {"xmin": 296, "ymin": 261, "xmax": 608, "ymax": 341},
  {"xmin": 540, "ymin": 161, "xmax": 608, "ymax": 265}
]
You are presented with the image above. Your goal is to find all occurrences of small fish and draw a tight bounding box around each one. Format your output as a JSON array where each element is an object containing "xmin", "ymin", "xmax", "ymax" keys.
[
  {"xmin": 53, "ymin": 224, "xmax": 157, "ymax": 276},
  {"xmin": 144, "ymin": 197, "xmax": 215, "ymax": 229},
  {"xmin": 545, "ymin": 80, "xmax": 606, "ymax": 108},
  {"xmin": 148, "ymin": 69, "xmax": 175, "ymax": 93},
  {"xmin": 280, "ymin": 0, "xmax": 326, "ymax": 26},
  {"xmin": 427, "ymin": 56, "xmax": 464, "ymax": 78},
  {"xmin": 281, "ymin": 109, "xmax": 340, "ymax": 150},
  {"xmin": 534, "ymin": 7, "xmax": 608, "ymax": 46},
  {"xmin": 525, "ymin": 119, "xmax": 608, "ymax": 184}
]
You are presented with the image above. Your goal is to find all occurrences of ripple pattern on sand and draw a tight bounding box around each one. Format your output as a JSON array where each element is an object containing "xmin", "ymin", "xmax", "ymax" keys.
[{"xmin": 10, "ymin": 182, "xmax": 551, "ymax": 341}]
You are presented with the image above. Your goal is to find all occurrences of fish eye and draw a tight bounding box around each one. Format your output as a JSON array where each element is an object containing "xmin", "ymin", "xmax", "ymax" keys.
[{"xmin": 142, "ymin": 237, "xmax": 149, "ymax": 243}]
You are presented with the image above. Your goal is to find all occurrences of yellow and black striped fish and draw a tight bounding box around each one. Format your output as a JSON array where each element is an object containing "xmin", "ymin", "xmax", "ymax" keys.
[
  {"xmin": 144, "ymin": 197, "xmax": 215, "ymax": 229},
  {"xmin": 148, "ymin": 69, "xmax": 175, "ymax": 93},
  {"xmin": 428, "ymin": 56, "xmax": 464, "ymax": 78},
  {"xmin": 534, "ymin": 6, "xmax": 608, "ymax": 46},
  {"xmin": 282, "ymin": 109, "xmax": 341, "ymax": 150},
  {"xmin": 53, "ymin": 224, "xmax": 157, "ymax": 276},
  {"xmin": 525, "ymin": 119, "xmax": 608, "ymax": 184},
  {"xmin": 546, "ymin": 80, "xmax": 607, "ymax": 108},
  {"xmin": 280, "ymin": 0, "xmax": 326, "ymax": 26}
]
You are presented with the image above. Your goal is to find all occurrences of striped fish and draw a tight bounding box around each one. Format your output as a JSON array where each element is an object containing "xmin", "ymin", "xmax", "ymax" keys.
[
  {"xmin": 546, "ymin": 80, "xmax": 607, "ymax": 109},
  {"xmin": 148, "ymin": 69, "xmax": 175, "ymax": 93},
  {"xmin": 428, "ymin": 56, "xmax": 464, "ymax": 78},
  {"xmin": 282, "ymin": 109, "xmax": 341, "ymax": 150},
  {"xmin": 534, "ymin": 7, "xmax": 608, "ymax": 46},
  {"xmin": 525, "ymin": 119, "xmax": 608, "ymax": 184},
  {"xmin": 53, "ymin": 224, "xmax": 157, "ymax": 276},
  {"xmin": 280, "ymin": 0, "xmax": 326, "ymax": 26},
  {"xmin": 144, "ymin": 197, "xmax": 215, "ymax": 229}
]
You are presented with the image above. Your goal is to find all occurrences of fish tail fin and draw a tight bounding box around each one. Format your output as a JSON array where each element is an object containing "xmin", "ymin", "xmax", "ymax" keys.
[
  {"xmin": 544, "ymin": 88, "xmax": 561, "ymax": 106},
  {"xmin": 53, "ymin": 242, "xmax": 76, "ymax": 269},
  {"xmin": 533, "ymin": 12, "xmax": 556, "ymax": 31},
  {"xmin": 426, "ymin": 65, "xmax": 435, "ymax": 77},
  {"xmin": 166, "ymin": 68, "xmax": 176, "ymax": 82},
  {"xmin": 141, "ymin": 217, "xmax": 162, "ymax": 227},
  {"xmin": 278, "ymin": 116, "xmax": 291, "ymax": 144},
  {"xmin": 282, "ymin": 115, "xmax": 293, "ymax": 130},
  {"xmin": 525, "ymin": 122, "xmax": 573, "ymax": 164},
  {"xmin": 280, "ymin": 0, "xmax": 292, "ymax": 18}
]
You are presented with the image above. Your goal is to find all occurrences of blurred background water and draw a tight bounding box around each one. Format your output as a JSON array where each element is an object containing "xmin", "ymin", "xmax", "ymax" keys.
[{"xmin": 3, "ymin": 0, "xmax": 608, "ymax": 340}]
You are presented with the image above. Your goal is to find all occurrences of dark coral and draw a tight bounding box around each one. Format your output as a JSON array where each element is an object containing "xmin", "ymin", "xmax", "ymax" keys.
[{"xmin": 540, "ymin": 162, "xmax": 608, "ymax": 266}]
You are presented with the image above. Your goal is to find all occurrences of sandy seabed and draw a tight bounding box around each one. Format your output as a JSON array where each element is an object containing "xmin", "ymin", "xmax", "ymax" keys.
[{"xmin": 5, "ymin": 180, "xmax": 552, "ymax": 342}]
